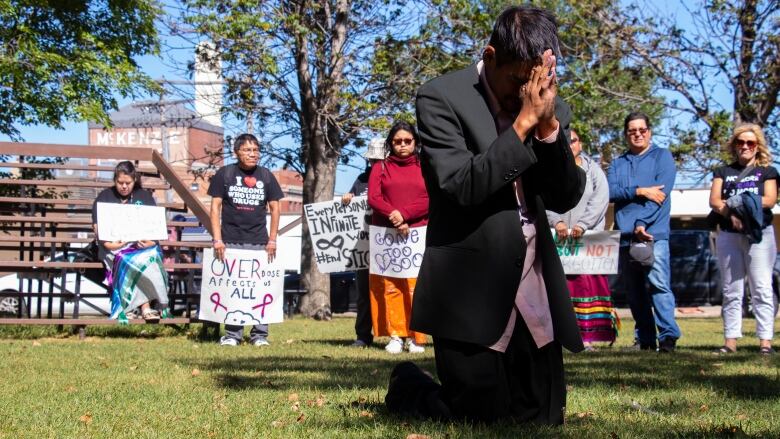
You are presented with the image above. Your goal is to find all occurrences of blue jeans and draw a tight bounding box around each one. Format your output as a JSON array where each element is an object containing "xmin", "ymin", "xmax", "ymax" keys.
[{"xmin": 619, "ymin": 240, "xmax": 681, "ymax": 346}]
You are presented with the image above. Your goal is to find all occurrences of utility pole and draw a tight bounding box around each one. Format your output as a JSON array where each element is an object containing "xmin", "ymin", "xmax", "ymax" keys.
[{"xmin": 158, "ymin": 86, "xmax": 173, "ymax": 206}]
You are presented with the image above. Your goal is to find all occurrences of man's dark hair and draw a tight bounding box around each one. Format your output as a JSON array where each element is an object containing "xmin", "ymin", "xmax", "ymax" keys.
[
  {"xmin": 488, "ymin": 6, "xmax": 561, "ymax": 66},
  {"xmin": 233, "ymin": 133, "xmax": 261, "ymax": 152},
  {"xmin": 113, "ymin": 160, "xmax": 142, "ymax": 189},
  {"xmin": 385, "ymin": 120, "xmax": 421, "ymax": 156},
  {"xmin": 623, "ymin": 112, "xmax": 651, "ymax": 133}
]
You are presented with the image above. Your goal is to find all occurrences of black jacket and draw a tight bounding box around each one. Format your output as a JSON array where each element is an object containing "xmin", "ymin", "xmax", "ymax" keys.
[{"xmin": 411, "ymin": 64, "xmax": 586, "ymax": 353}]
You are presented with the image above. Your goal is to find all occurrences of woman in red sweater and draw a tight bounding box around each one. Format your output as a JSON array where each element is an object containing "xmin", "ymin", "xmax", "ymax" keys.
[{"xmin": 368, "ymin": 121, "xmax": 430, "ymax": 354}]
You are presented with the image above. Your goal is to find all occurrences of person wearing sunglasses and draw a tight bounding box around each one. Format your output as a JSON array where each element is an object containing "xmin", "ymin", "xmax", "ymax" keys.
[
  {"xmin": 607, "ymin": 112, "xmax": 681, "ymax": 353},
  {"xmin": 367, "ymin": 120, "xmax": 429, "ymax": 354},
  {"xmin": 709, "ymin": 124, "xmax": 777, "ymax": 355}
]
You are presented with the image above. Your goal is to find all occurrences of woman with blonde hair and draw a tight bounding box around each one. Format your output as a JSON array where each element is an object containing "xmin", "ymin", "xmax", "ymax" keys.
[{"xmin": 709, "ymin": 123, "xmax": 777, "ymax": 355}]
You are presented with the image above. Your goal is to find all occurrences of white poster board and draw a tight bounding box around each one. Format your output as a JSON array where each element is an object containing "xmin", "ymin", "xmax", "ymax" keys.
[
  {"xmin": 198, "ymin": 248, "xmax": 285, "ymax": 324},
  {"xmin": 369, "ymin": 225, "xmax": 426, "ymax": 278},
  {"xmin": 553, "ymin": 230, "xmax": 620, "ymax": 275},
  {"xmin": 304, "ymin": 196, "xmax": 369, "ymax": 273},
  {"xmin": 96, "ymin": 202, "xmax": 168, "ymax": 242}
]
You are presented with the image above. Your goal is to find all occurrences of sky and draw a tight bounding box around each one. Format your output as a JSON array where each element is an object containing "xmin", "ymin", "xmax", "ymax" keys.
[{"xmin": 2, "ymin": 0, "xmax": 737, "ymax": 193}]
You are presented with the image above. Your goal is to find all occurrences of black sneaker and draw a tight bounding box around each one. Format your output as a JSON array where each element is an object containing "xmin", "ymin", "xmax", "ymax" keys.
[
  {"xmin": 350, "ymin": 339, "xmax": 372, "ymax": 348},
  {"xmin": 658, "ymin": 338, "xmax": 677, "ymax": 353}
]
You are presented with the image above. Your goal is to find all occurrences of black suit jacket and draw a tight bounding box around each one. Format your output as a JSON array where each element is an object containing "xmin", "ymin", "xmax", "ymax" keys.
[{"xmin": 411, "ymin": 64, "xmax": 586, "ymax": 353}]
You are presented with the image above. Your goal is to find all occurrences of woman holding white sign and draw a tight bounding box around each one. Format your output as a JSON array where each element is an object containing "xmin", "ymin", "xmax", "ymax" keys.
[
  {"xmin": 91, "ymin": 161, "xmax": 169, "ymax": 323},
  {"xmin": 368, "ymin": 121, "xmax": 429, "ymax": 354},
  {"xmin": 546, "ymin": 129, "xmax": 617, "ymax": 351}
]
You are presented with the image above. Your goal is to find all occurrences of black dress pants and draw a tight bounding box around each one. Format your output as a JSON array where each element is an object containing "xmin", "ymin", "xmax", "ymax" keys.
[
  {"xmin": 386, "ymin": 312, "xmax": 566, "ymax": 425},
  {"xmin": 354, "ymin": 269, "xmax": 373, "ymax": 343}
]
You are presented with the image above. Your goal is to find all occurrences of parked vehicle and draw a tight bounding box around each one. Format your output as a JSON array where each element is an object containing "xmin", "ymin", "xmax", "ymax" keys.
[
  {"xmin": 611, "ymin": 229, "xmax": 780, "ymax": 312},
  {"xmin": 610, "ymin": 230, "xmax": 720, "ymax": 307},
  {"xmin": 0, "ymin": 252, "xmax": 109, "ymax": 317},
  {"xmin": 282, "ymin": 271, "xmax": 357, "ymax": 315}
]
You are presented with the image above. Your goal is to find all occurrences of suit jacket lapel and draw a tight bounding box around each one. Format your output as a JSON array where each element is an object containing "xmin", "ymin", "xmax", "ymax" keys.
[{"xmin": 468, "ymin": 65, "xmax": 500, "ymax": 152}]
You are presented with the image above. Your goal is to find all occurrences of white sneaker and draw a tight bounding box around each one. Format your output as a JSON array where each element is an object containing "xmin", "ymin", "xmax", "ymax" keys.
[
  {"xmin": 385, "ymin": 336, "xmax": 403, "ymax": 354},
  {"xmin": 252, "ymin": 338, "xmax": 270, "ymax": 346},
  {"xmin": 219, "ymin": 337, "xmax": 239, "ymax": 346},
  {"xmin": 405, "ymin": 339, "xmax": 426, "ymax": 353}
]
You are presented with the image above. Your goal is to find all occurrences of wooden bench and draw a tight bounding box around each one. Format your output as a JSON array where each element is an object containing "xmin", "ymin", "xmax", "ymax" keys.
[{"xmin": 0, "ymin": 196, "xmax": 186, "ymax": 210}]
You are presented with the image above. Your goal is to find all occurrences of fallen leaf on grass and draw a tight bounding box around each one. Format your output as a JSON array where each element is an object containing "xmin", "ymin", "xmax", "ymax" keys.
[
  {"xmin": 699, "ymin": 404, "xmax": 709, "ymax": 412},
  {"xmin": 271, "ymin": 420, "xmax": 285, "ymax": 428},
  {"xmin": 406, "ymin": 434, "xmax": 430, "ymax": 439},
  {"xmin": 713, "ymin": 363, "xmax": 724, "ymax": 367},
  {"xmin": 737, "ymin": 414, "xmax": 748, "ymax": 421},
  {"xmin": 129, "ymin": 365, "xmax": 138, "ymax": 371},
  {"xmin": 32, "ymin": 341, "xmax": 41, "ymax": 347},
  {"xmin": 191, "ymin": 369, "xmax": 201, "ymax": 377},
  {"xmin": 288, "ymin": 393, "xmax": 299, "ymax": 402},
  {"xmin": 285, "ymin": 339, "xmax": 295, "ymax": 344},
  {"xmin": 575, "ymin": 411, "xmax": 594, "ymax": 419},
  {"xmin": 296, "ymin": 413, "xmax": 306, "ymax": 423},
  {"xmin": 64, "ymin": 386, "xmax": 77, "ymax": 393},
  {"xmin": 370, "ymin": 369, "xmax": 378, "ymax": 376},
  {"xmin": 291, "ymin": 402, "xmax": 300, "ymax": 412},
  {"xmin": 79, "ymin": 413, "xmax": 92, "ymax": 425},
  {"xmin": 699, "ymin": 369, "xmax": 706, "ymax": 375},
  {"xmin": 359, "ymin": 410, "xmax": 374, "ymax": 418}
]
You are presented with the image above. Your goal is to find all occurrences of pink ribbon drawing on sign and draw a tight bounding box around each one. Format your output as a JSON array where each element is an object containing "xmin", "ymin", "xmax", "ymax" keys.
[
  {"xmin": 210, "ymin": 292, "xmax": 228, "ymax": 312},
  {"xmin": 251, "ymin": 294, "xmax": 275, "ymax": 318}
]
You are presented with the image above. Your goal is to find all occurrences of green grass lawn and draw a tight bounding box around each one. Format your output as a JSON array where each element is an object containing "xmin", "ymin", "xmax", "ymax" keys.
[{"xmin": 0, "ymin": 317, "xmax": 778, "ymax": 438}]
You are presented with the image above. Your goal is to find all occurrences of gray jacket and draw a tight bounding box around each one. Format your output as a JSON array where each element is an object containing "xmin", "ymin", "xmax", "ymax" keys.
[{"xmin": 547, "ymin": 153, "xmax": 609, "ymax": 232}]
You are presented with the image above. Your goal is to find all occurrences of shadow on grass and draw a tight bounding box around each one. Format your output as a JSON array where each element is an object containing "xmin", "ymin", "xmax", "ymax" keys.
[
  {"xmin": 566, "ymin": 349, "xmax": 780, "ymax": 400},
  {"xmin": 176, "ymin": 353, "xmax": 437, "ymax": 391}
]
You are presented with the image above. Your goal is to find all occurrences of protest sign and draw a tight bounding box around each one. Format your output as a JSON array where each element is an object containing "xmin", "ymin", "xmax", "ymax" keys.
[
  {"xmin": 369, "ymin": 225, "xmax": 426, "ymax": 278},
  {"xmin": 552, "ymin": 230, "xmax": 620, "ymax": 275},
  {"xmin": 304, "ymin": 196, "xmax": 369, "ymax": 273},
  {"xmin": 96, "ymin": 202, "xmax": 168, "ymax": 242},
  {"xmin": 198, "ymin": 248, "xmax": 284, "ymax": 324}
]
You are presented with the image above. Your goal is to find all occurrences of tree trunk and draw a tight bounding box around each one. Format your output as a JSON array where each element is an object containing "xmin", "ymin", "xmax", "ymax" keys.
[{"xmin": 298, "ymin": 139, "xmax": 339, "ymax": 319}]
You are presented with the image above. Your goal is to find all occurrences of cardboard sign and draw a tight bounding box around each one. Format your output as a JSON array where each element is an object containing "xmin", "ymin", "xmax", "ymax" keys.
[
  {"xmin": 369, "ymin": 225, "xmax": 426, "ymax": 278},
  {"xmin": 198, "ymin": 248, "xmax": 284, "ymax": 324},
  {"xmin": 553, "ymin": 230, "xmax": 620, "ymax": 275},
  {"xmin": 96, "ymin": 202, "xmax": 168, "ymax": 242},
  {"xmin": 304, "ymin": 196, "xmax": 369, "ymax": 273}
]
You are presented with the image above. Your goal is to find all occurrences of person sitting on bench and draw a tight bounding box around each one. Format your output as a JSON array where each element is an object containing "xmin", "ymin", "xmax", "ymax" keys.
[{"xmin": 91, "ymin": 161, "xmax": 169, "ymax": 323}]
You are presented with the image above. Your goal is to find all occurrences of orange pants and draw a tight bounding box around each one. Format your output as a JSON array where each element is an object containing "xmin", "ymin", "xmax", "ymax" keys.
[{"xmin": 369, "ymin": 274, "xmax": 427, "ymax": 344}]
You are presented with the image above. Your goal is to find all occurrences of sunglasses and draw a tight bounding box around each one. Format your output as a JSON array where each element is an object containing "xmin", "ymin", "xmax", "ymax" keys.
[
  {"xmin": 392, "ymin": 138, "xmax": 415, "ymax": 146},
  {"xmin": 735, "ymin": 139, "xmax": 757, "ymax": 149},
  {"xmin": 626, "ymin": 128, "xmax": 649, "ymax": 137}
]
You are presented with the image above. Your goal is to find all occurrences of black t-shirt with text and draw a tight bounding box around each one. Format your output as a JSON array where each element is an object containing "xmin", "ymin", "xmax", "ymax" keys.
[
  {"xmin": 713, "ymin": 163, "xmax": 778, "ymax": 231},
  {"xmin": 91, "ymin": 187, "xmax": 157, "ymax": 225},
  {"xmin": 208, "ymin": 164, "xmax": 284, "ymax": 244}
]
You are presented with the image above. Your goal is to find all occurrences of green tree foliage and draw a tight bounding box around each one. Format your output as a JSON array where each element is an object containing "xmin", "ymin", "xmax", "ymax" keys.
[
  {"xmin": 0, "ymin": 0, "xmax": 161, "ymax": 140},
  {"xmin": 590, "ymin": 0, "xmax": 779, "ymax": 176},
  {"xmin": 174, "ymin": 0, "xmax": 419, "ymax": 317},
  {"xmin": 372, "ymin": 0, "xmax": 665, "ymax": 167}
]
